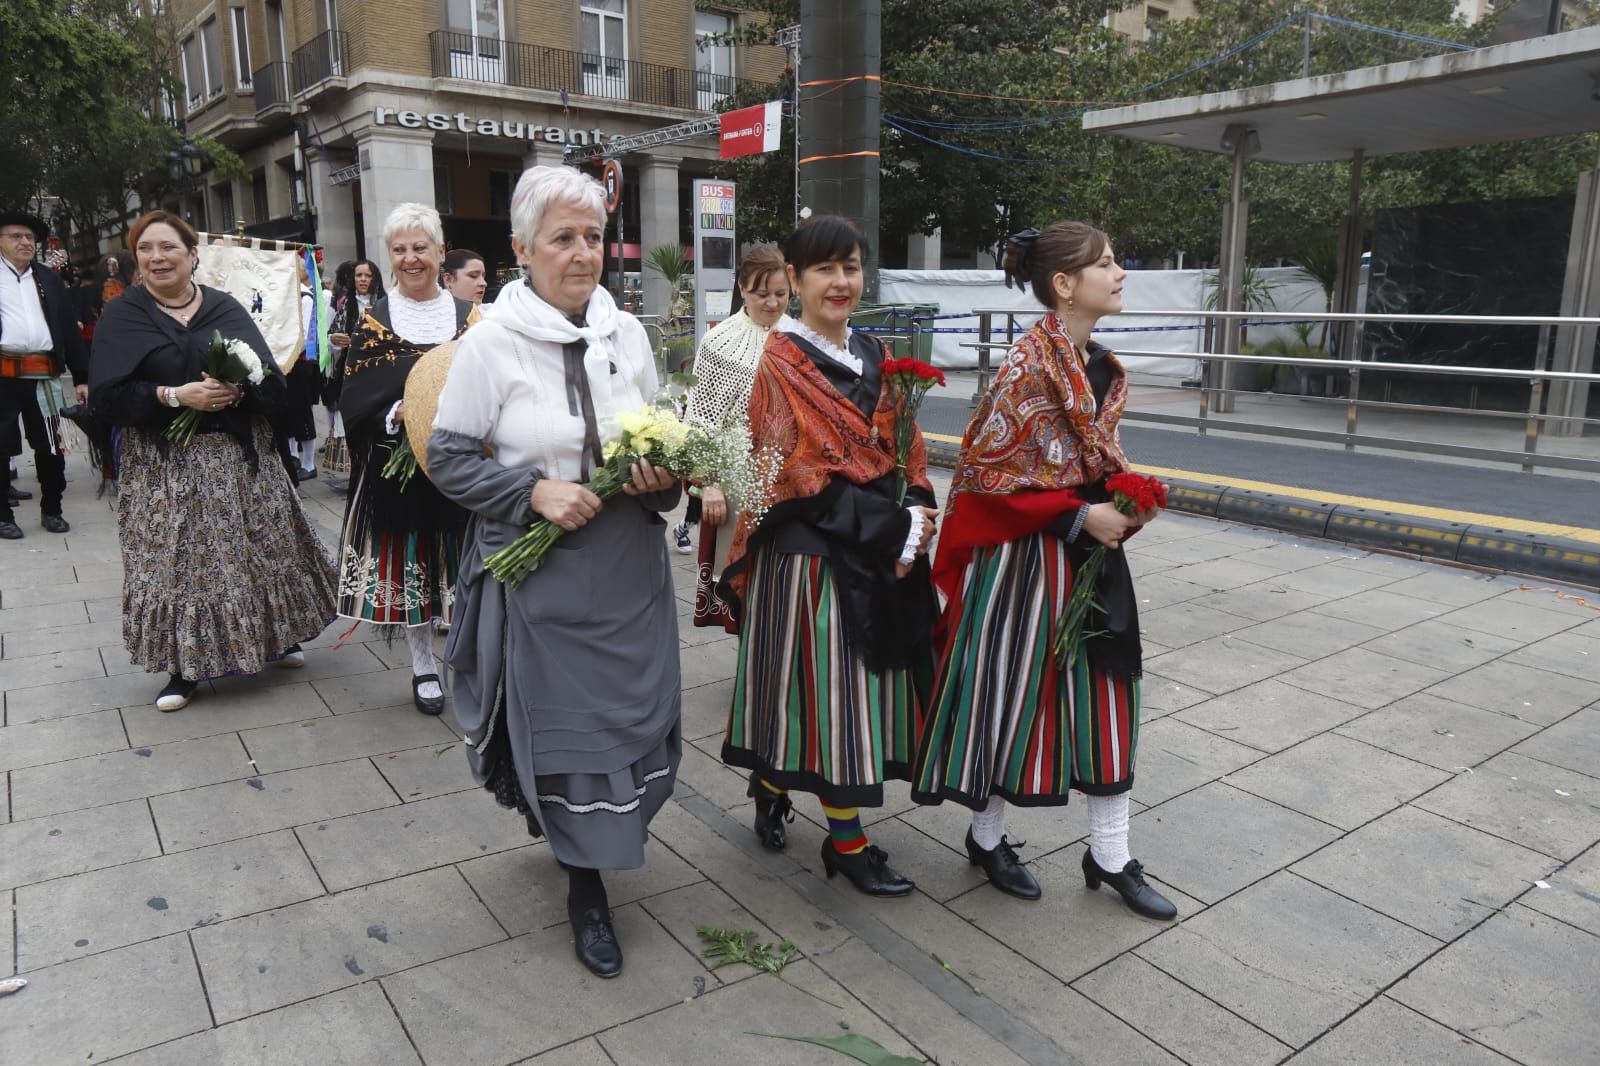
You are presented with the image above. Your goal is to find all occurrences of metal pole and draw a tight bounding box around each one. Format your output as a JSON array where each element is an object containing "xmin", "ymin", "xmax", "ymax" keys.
[
  {"xmin": 791, "ymin": 36, "xmax": 800, "ymax": 226},
  {"xmin": 1524, "ymin": 376, "xmax": 1545, "ymax": 473},
  {"xmin": 974, "ymin": 310, "xmax": 992, "ymax": 406},
  {"xmin": 1302, "ymin": 10, "xmax": 1311, "ymax": 78},
  {"xmin": 1346, "ymin": 366, "xmax": 1361, "ymax": 449}
]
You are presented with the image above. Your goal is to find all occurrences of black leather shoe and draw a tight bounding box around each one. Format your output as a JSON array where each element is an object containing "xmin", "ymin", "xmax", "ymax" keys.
[
  {"xmin": 42, "ymin": 514, "xmax": 69, "ymax": 534},
  {"xmin": 412, "ymin": 672, "xmax": 444, "ymax": 715},
  {"xmin": 7, "ymin": 487, "xmax": 31, "ymax": 503},
  {"xmin": 820, "ymin": 840, "xmax": 915, "ymax": 897},
  {"xmin": 570, "ymin": 907, "xmax": 623, "ymax": 978},
  {"xmin": 1082, "ymin": 850, "xmax": 1178, "ymax": 920},
  {"xmin": 0, "ymin": 521, "xmax": 21, "ymax": 540},
  {"xmin": 749, "ymin": 776, "xmax": 794, "ymax": 851},
  {"xmin": 965, "ymin": 829, "xmax": 1042, "ymax": 901},
  {"xmin": 298, "ymin": 466, "xmax": 317, "ymax": 481}
]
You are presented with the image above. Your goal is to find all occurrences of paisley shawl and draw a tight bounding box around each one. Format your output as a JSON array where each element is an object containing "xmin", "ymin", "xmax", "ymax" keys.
[
  {"xmin": 951, "ymin": 311, "xmax": 1128, "ymax": 499},
  {"xmin": 724, "ymin": 329, "xmax": 932, "ymax": 600}
]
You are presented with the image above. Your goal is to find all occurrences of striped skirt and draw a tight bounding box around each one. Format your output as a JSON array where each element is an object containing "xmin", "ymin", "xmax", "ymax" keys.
[
  {"xmin": 912, "ymin": 533, "xmax": 1139, "ymax": 809},
  {"xmin": 721, "ymin": 548, "xmax": 930, "ymax": 808},
  {"xmin": 336, "ymin": 462, "xmax": 459, "ymax": 627}
]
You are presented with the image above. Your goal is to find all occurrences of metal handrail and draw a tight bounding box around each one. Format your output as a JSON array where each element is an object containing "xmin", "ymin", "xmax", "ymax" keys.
[
  {"xmin": 967, "ymin": 307, "xmax": 1600, "ymax": 475},
  {"xmin": 252, "ymin": 61, "xmax": 291, "ymax": 113},
  {"xmin": 969, "ymin": 308, "xmax": 1600, "ymax": 327},
  {"xmin": 292, "ymin": 30, "xmax": 347, "ymax": 95},
  {"xmin": 427, "ymin": 31, "xmax": 769, "ymax": 110}
]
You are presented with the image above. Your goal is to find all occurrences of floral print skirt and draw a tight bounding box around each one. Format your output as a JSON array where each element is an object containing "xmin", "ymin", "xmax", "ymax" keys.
[{"xmin": 117, "ymin": 423, "xmax": 337, "ymax": 680}]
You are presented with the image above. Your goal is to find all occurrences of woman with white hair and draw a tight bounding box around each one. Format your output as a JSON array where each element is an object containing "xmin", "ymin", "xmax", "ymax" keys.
[
  {"xmin": 427, "ymin": 166, "xmax": 680, "ymax": 980},
  {"xmin": 338, "ymin": 203, "xmax": 478, "ymax": 714}
]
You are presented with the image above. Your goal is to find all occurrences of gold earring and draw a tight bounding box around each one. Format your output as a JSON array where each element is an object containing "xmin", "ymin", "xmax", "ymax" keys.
[{"xmin": 1066, "ymin": 293, "xmax": 1075, "ymax": 314}]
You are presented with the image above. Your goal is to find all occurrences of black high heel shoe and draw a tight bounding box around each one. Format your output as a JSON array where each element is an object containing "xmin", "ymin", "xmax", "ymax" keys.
[
  {"xmin": 1082, "ymin": 850, "xmax": 1177, "ymax": 920},
  {"xmin": 748, "ymin": 775, "xmax": 795, "ymax": 851},
  {"xmin": 965, "ymin": 829, "xmax": 1041, "ymax": 900},
  {"xmin": 820, "ymin": 840, "xmax": 915, "ymax": 897},
  {"xmin": 569, "ymin": 907, "xmax": 623, "ymax": 978}
]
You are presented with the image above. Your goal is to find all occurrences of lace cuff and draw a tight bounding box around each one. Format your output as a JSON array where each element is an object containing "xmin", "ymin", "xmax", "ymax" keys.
[{"xmin": 899, "ymin": 507, "xmax": 926, "ymax": 565}]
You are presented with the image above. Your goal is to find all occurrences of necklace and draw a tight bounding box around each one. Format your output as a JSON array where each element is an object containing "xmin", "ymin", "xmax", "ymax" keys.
[{"xmin": 152, "ymin": 282, "xmax": 199, "ymax": 312}]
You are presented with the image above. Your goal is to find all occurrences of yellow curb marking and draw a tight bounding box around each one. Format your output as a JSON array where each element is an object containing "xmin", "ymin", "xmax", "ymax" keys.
[{"xmin": 921, "ymin": 430, "xmax": 1600, "ymax": 546}]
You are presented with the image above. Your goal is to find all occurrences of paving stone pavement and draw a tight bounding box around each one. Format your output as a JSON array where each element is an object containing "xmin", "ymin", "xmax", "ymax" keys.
[{"xmin": 2, "ymin": 462, "xmax": 1598, "ymax": 1066}]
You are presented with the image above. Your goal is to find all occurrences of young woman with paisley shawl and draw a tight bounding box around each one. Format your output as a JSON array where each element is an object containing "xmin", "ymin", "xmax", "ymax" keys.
[
  {"xmin": 719, "ymin": 216, "xmax": 939, "ymax": 899},
  {"xmin": 912, "ymin": 222, "xmax": 1177, "ymax": 920}
]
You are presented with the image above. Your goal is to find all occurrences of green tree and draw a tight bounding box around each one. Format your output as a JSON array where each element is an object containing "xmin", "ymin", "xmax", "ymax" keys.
[
  {"xmin": 0, "ymin": 0, "xmax": 241, "ymax": 244},
  {"xmin": 711, "ymin": 0, "xmax": 1599, "ymax": 265}
]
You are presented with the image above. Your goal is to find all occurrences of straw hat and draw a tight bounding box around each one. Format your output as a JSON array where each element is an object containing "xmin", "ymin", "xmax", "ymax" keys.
[{"xmin": 402, "ymin": 340, "xmax": 456, "ymax": 476}]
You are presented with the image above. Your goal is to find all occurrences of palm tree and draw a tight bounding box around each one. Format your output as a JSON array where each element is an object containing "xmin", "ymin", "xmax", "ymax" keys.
[{"xmin": 645, "ymin": 244, "xmax": 695, "ymax": 323}]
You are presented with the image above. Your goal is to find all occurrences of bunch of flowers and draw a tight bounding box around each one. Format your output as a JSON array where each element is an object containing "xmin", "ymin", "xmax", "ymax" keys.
[
  {"xmin": 1054, "ymin": 472, "xmax": 1169, "ymax": 667},
  {"xmin": 485, "ymin": 404, "xmax": 768, "ymax": 588},
  {"xmin": 880, "ymin": 356, "xmax": 946, "ymax": 503},
  {"xmin": 165, "ymin": 331, "xmax": 267, "ymax": 445}
]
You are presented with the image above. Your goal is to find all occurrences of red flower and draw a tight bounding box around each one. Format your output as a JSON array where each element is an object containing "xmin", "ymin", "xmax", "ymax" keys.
[
  {"xmin": 882, "ymin": 357, "xmax": 946, "ymax": 385},
  {"xmin": 1106, "ymin": 472, "xmax": 1166, "ymax": 514}
]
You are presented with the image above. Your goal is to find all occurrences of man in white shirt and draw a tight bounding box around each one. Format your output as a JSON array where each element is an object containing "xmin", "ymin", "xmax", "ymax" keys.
[{"xmin": 0, "ymin": 211, "xmax": 89, "ymax": 539}]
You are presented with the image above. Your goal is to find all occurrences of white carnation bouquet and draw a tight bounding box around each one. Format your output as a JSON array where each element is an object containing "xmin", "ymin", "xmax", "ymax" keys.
[
  {"xmin": 484, "ymin": 403, "xmax": 772, "ymax": 587},
  {"xmin": 164, "ymin": 330, "xmax": 267, "ymax": 445}
]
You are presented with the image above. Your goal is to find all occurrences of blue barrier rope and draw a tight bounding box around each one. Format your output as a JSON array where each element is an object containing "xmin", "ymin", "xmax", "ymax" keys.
[{"xmin": 856, "ymin": 318, "xmax": 1324, "ymax": 335}]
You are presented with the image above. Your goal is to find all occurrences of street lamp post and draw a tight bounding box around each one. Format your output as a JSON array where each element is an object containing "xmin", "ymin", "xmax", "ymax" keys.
[{"xmin": 167, "ymin": 137, "xmax": 206, "ymax": 226}]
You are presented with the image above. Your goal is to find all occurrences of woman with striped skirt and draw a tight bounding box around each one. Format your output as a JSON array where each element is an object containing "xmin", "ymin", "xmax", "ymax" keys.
[
  {"xmin": 912, "ymin": 222, "xmax": 1176, "ymax": 919},
  {"xmin": 720, "ymin": 215, "xmax": 939, "ymax": 897}
]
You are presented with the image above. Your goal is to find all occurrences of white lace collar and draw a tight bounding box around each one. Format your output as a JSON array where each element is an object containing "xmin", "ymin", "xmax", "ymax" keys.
[
  {"xmin": 789, "ymin": 319, "xmax": 861, "ymax": 375},
  {"xmin": 388, "ymin": 288, "xmax": 457, "ymax": 345}
]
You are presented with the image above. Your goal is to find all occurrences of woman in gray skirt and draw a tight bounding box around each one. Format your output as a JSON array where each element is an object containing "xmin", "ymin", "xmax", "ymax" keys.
[{"xmin": 427, "ymin": 165, "xmax": 680, "ymax": 979}]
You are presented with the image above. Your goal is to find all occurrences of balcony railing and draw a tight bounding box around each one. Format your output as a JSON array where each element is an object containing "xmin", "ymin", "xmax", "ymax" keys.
[
  {"xmin": 428, "ymin": 31, "xmax": 766, "ymax": 111},
  {"xmin": 252, "ymin": 61, "xmax": 291, "ymax": 114},
  {"xmin": 293, "ymin": 30, "xmax": 347, "ymax": 96}
]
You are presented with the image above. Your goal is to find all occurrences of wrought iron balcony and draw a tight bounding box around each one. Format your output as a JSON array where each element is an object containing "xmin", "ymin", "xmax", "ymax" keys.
[
  {"xmin": 252, "ymin": 61, "xmax": 292, "ymax": 115},
  {"xmin": 293, "ymin": 30, "xmax": 348, "ymax": 96},
  {"xmin": 428, "ymin": 31, "xmax": 765, "ymax": 111}
]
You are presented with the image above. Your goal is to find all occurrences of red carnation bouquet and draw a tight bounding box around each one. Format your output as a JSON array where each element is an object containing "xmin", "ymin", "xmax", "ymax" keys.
[
  {"xmin": 1054, "ymin": 472, "xmax": 1168, "ymax": 667},
  {"xmin": 880, "ymin": 356, "xmax": 946, "ymax": 503}
]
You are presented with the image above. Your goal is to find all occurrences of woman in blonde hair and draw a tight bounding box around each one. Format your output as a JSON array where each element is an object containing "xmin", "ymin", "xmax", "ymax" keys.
[
  {"xmin": 912, "ymin": 221, "xmax": 1174, "ymax": 919},
  {"xmin": 337, "ymin": 203, "xmax": 476, "ymax": 715},
  {"xmin": 675, "ymin": 243, "xmax": 792, "ymax": 630}
]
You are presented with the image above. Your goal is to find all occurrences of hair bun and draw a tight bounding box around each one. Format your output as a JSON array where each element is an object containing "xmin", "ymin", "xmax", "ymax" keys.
[{"xmin": 1002, "ymin": 227, "xmax": 1041, "ymax": 290}]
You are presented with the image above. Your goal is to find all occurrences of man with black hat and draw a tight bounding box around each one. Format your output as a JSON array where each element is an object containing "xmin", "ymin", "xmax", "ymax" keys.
[{"xmin": 0, "ymin": 210, "xmax": 89, "ymax": 538}]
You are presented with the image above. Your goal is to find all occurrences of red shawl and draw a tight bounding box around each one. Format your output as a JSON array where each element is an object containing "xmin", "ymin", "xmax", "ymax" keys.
[
  {"xmin": 726, "ymin": 329, "xmax": 932, "ymax": 598},
  {"xmin": 931, "ymin": 312, "xmax": 1130, "ymax": 600}
]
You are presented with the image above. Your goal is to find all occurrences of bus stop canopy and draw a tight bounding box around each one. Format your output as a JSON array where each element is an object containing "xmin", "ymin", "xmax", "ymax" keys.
[{"xmin": 1081, "ymin": 25, "xmax": 1600, "ymax": 164}]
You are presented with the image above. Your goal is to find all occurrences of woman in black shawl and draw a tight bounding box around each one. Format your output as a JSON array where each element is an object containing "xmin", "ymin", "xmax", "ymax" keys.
[
  {"xmin": 335, "ymin": 203, "xmax": 475, "ymax": 715},
  {"xmin": 89, "ymin": 211, "xmax": 337, "ymax": 713}
]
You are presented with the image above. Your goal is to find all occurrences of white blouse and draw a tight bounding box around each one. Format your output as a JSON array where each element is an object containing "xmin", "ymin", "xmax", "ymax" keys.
[
  {"xmin": 432, "ymin": 314, "xmax": 658, "ymax": 483},
  {"xmin": 388, "ymin": 289, "xmax": 457, "ymax": 346}
]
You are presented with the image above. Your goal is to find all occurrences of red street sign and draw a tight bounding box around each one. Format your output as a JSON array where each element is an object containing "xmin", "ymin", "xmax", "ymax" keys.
[
  {"xmin": 602, "ymin": 159, "xmax": 623, "ymax": 214},
  {"xmin": 719, "ymin": 101, "xmax": 782, "ymax": 160}
]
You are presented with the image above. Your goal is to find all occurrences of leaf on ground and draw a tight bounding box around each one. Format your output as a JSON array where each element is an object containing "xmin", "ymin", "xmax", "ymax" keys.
[
  {"xmin": 697, "ymin": 925, "xmax": 798, "ymax": 975},
  {"xmin": 747, "ymin": 1032, "xmax": 924, "ymax": 1065}
]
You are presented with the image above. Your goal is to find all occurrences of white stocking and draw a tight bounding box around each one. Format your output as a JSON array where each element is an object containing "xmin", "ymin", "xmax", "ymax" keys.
[
  {"xmin": 1087, "ymin": 793, "xmax": 1132, "ymax": 872},
  {"xmin": 405, "ymin": 623, "xmax": 440, "ymax": 700},
  {"xmin": 969, "ymin": 794, "xmax": 1008, "ymax": 851}
]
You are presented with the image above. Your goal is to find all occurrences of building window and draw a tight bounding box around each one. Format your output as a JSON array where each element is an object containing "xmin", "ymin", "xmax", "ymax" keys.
[
  {"xmin": 181, "ymin": 35, "xmax": 203, "ymax": 110},
  {"xmin": 445, "ymin": 0, "xmax": 505, "ymax": 81},
  {"xmin": 251, "ymin": 169, "xmax": 270, "ymax": 221},
  {"xmin": 489, "ymin": 168, "xmax": 521, "ymax": 218},
  {"xmin": 231, "ymin": 7, "xmax": 253, "ymax": 89},
  {"xmin": 216, "ymin": 183, "xmax": 236, "ymax": 230},
  {"xmin": 200, "ymin": 18, "xmax": 225, "ymax": 99},
  {"xmin": 434, "ymin": 165, "xmax": 455, "ymax": 216},
  {"xmin": 695, "ymin": 11, "xmax": 734, "ymax": 110},
  {"xmin": 580, "ymin": 0, "xmax": 627, "ymax": 99},
  {"xmin": 1145, "ymin": 5, "xmax": 1168, "ymax": 42}
]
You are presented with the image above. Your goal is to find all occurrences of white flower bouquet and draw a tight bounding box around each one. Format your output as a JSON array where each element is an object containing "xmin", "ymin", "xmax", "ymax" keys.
[
  {"xmin": 164, "ymin": 330, "xmax": 267, "ymax": 445},
  {"xmin": 484, "ymin": 403, "xmax": 771, "ymax": 588}
]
